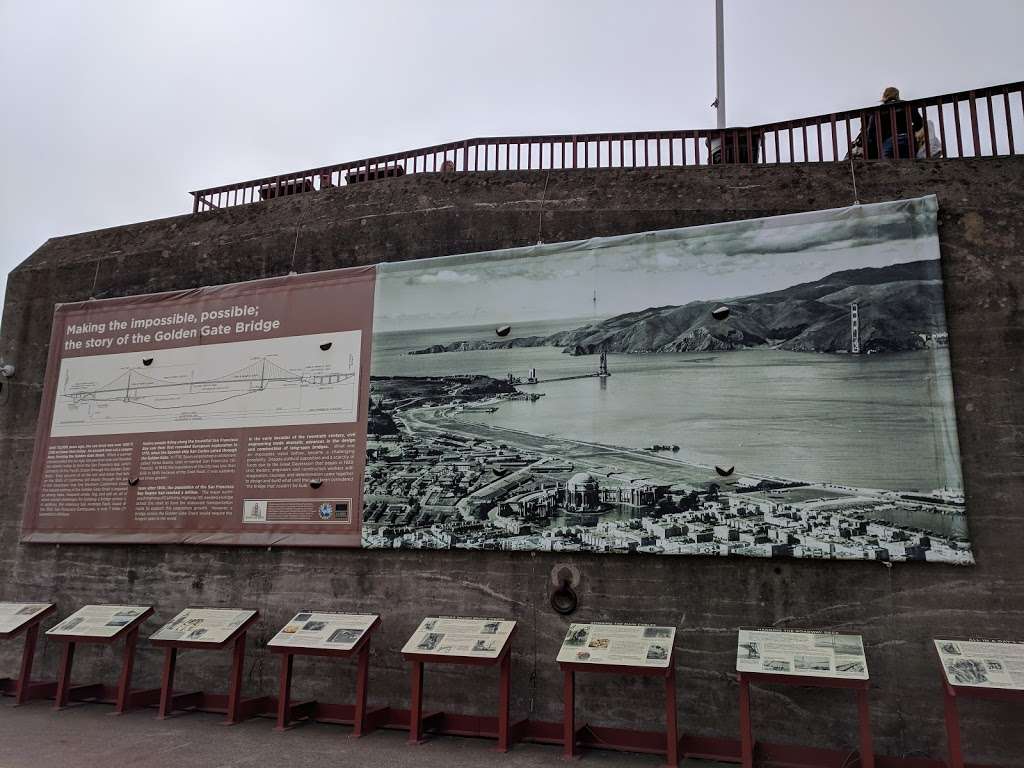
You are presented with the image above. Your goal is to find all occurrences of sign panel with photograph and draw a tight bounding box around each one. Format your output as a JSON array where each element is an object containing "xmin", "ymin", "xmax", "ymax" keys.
[
  {"xmin": 46, "ymin": 605, "xmax": 150, "ymax": 639},
  {"xmin": 736, "ymin": 628, "xmax": 869, "ymax": 680},
  {"xmin": 935, "ymin": 639, "xmax": 1024, "ymax": 690},
  {"xmin": 556, "ymin": 622, "xmax": 676, "ymax": 668},
  {"xmin": 22, "ymin": 269, "xmax": 375, "ymax": 547},
  {"xmin": 401, "ymin": 617, "xmax": 515, "ymax": 659},
  {"xmin": 0, "ymin": 602, "xmax": 54, "ymax": 636},
  {"xmin": 268, "ymin": 612, "xmax": 378, "ymax": 651},
  {"xmin": 22, "ymin": 196, "xmax": 970, "ymax": 564},
  {"xmin": 150, "ymin": 608, "xmax": 257, "ymax": 645}
]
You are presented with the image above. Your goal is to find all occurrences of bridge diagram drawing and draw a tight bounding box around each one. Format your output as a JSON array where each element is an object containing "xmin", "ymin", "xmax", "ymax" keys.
[{"xmin": 50, "ymin": 331, "xmax": 362, "ymax": 437}]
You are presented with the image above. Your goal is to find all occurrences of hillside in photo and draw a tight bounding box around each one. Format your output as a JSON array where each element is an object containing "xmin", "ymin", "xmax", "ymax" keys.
[{"xmin": 409, "ymin": 259, "xmax": 948, "ymax": 355}]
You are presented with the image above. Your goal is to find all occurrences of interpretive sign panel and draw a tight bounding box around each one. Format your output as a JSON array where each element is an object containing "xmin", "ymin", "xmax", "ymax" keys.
[
  {"xmin": 268, "ymin": 611, "xmax": 378, "ymax": 651},
  {"xmin": 150, "ymin": 608, "xmax": 257, "ymax": 645},
  {"xmin": 47, "ymin": 605, "xmax": 150, "ymax": 639},
  {"xmin": 22, "ymin": 269, "xmax": 375, "ymax": 547},
  {"xmin": 736, "ymin": 628, "xmax": 869, "ymax": 680},
  {"xmin": 935, "ymin": 639, "xmax": 1024, "ymax": 690},
  {"xmin": 556, "ymin": 623, "xmax": 676, "ymax": 668},
  {"xmin": 401, "ymin": 617, "xmax": 515, "ymax": 659},
  {"xmin": 0, "ymin": 603, "xmax": 53, "ymax": 636},
  {"xmin": 23, "ymin": 196, "xmax": 970, "ymax": 563}
]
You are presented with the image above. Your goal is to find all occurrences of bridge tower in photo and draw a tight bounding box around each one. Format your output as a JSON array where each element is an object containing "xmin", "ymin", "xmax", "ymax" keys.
[
  {"xmin": 598, "ymin": 348, "xmax": 610, "ymax": 377},
  {"xmin": 850, "ymin": 302, "xmax": 861, "ymax": 354}
]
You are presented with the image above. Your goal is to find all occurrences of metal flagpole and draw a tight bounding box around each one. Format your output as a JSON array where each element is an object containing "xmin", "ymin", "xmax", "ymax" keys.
[{"xmin": 715, "ymin": 0, "xmax": 726, "ymax": 128}]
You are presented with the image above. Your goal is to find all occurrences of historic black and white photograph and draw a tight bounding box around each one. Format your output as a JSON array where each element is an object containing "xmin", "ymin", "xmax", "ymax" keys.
[
  {"xmin": 417, "ymin": 632, "xmax": 443, "ymax": 651},
  {"xmin": 472, "ymin": 639, "xmax": 498, "ymax": 653},
  {"xmin": 795, "ymin": 655, "xmax": 832, "ymax": 672},
  {"xmin": 947, "ymin": 659, "xmax": 990, "ymax": 685},
  {"xmin": 643, "ymin": 627, "xmax": 673, "ymax": 639},
  {"xmin": 327, "ymin": 628, "xmax": 362, "ymax": 644},
  {"xmin": 362, "ymin": 198, "xmax": 970, "ymax": 564},
  {"xmin": 814, "ymin": 634, "xmax": 864, "ymax": 656},
  {"xmin": 563, "ymin": 626, "xmax": 590, "ymax": 647},
  {"xmin": 739, "ymin": 641, "xmax": 760, "ymax": 660},
  {"xmin": 647, "ymin": 643, "xmax": 670, "ymax": 661}
]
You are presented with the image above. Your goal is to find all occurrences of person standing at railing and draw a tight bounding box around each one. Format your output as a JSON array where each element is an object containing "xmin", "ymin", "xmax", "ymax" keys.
[{"xmin": 865, "ymin": 86, "xmax": 923, "ymax": 159}]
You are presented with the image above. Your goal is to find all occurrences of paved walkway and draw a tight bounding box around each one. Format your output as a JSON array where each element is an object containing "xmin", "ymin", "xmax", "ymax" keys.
[{"xmin": 0, "ymin": 699, "xmax": 734, "ymax": 768}]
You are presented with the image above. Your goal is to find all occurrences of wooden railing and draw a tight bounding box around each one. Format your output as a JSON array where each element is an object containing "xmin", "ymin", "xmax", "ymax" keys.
[{"xmin": 191, "ymin": 80, "xmax": 1023, "ymax": 213}]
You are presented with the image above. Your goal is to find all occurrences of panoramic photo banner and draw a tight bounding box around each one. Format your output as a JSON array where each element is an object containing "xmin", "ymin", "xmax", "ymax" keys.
[{"xmin": 23, "ymin": 195, "xmax": 972, "ymax": 563}]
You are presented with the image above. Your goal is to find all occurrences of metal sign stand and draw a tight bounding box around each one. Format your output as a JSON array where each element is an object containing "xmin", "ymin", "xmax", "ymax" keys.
[
  {"xmin": 738, "ymin": 671, "xmax": 874, "ymax": 768},
  {"xmin": 940, "ymin": 671, "xmax": 1022, "ymax": 768},
  {"xmin": 151, "ymin": 611, "xmax": 266, "ymax": 725},
  {"xmin": 270, "ymin": 615, "xmax": 388, "ymax": 735},
  {"xmin": 559, "ymin": 650, "xmax": 679, "ymax": 766},
  {"xmin": 402, "ymin": 625, "xmax": 518, "ymax": 752},
  {"xmin": 0, "ymin": 604, "xmax": 57, "ymax": 705},
  {"xmin": 51, "ymin": 607, "xmax": 157, "ymax": 714}
]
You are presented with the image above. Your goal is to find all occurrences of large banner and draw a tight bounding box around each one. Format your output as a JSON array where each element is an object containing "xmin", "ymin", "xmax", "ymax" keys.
[{"xmin": 23, "ymin": 196, "xmax": 971, "ymax": 563}]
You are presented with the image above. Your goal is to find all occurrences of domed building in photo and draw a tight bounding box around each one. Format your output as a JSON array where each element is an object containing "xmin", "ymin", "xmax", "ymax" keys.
[{"xmin": 565, "ymin": 472, "xmax": 601, "ymax": 512}]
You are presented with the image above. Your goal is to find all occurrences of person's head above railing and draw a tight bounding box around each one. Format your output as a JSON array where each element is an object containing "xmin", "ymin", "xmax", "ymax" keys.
[{"xmin": 189, "ymin": 80, "xmax": 1024, "ymax": 214}]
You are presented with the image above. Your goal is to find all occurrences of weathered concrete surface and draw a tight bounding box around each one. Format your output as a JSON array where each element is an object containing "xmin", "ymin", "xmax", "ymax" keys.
[
  {"xmin": 0, "ymin": 700, "xmax": 733, "ymax": 768},
  {"xmin": 1, "ymin": 160, "xmax": 1022, "ymax": 763}
]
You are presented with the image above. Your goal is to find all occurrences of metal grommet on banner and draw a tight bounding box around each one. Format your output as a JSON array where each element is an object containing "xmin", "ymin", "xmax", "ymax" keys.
[
  {"xmin": 715, "ymin": 465, "xmax": 735, "ymax": 477},
  {"xmin": 142, "ymin": 358, "xmax": 154, "ymax": 366},
  {"xmin": 309, "ymin": 479, "xmax": 323, "ymax": 489},
  {"xmin": 128, "ymin": 477, "xmax": 140, "ymax": 487},
  {"xmin": 319, "ymin": 342, "xmax": 332, "ymax": 351},
  {"xmin": 495, "ymin": 325, "xmax": 511, "ymax": 337},
  {"xmin": 711, "ymin": 305, "xmax": 730, "ymax": 320}
]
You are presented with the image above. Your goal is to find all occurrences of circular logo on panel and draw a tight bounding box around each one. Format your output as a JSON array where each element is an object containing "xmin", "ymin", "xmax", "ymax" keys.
[{"xmin": 319, "ymin": 503, "xmax": 333, "ymax": 520}]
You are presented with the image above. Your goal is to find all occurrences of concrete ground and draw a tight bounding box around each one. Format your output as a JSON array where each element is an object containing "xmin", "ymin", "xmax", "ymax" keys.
[{"xmin": 0, "ymin": 700, "xmax": 734, "ymax": 768}]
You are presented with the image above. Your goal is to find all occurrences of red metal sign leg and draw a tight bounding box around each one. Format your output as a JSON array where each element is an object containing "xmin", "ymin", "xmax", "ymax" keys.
[
  {"xmin": 738, "ymin": 675, "xmax": 754, "ymax": 768},
  {"xmin": 14, "ymin": 623, "xmax": 40, "ymax": 706},
  {"xmin": 225, "ymin": 632, "xmax": 247, "ymax": 725},
  {"xmin": 408, "ymin": 660, "xmax": 424, "ymax": 744},
  {"xmin": 54, "ymin": 641, "xmax": 76, "ymax": 710},
  {"xmin": 114, "ymin": 627, "xmax": 139, "ymax": 714},
  {"xmin": 275, "ymin": 652, "xmax": 294, "ymax": 731},
  {"xmin": 943, "ymin": 687, "xmax": 965, "ymax": 768},
  {"xmin": 497, "ymin": 651, "xmax": 511, "ymax": 752},
  {"xmin": 157, "ymin": 647, "xmax": 177, "ymax": 719},
  {"xmin": 856, "ymin": 686, "xmax": 874, "ymax": 768},
  {"xmin": 665, "ymin": 667, "xmax": 679, "ymax": 767},
  {"xmin": 353, "ymin": 642, "xmax": 370, "ymax": 737},
  {"xmin": 563, "ymin": 668, "xmax": 576, "ymax": 760}
]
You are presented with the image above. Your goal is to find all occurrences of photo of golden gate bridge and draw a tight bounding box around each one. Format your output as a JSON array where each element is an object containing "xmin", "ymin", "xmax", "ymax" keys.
[{"xmin": 360, "ymin": 201, "xmax": 971, "ymax": 563}]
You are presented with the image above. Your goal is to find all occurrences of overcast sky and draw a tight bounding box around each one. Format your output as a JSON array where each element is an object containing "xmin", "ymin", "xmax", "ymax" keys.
[
  {"xmin": 374, "ymin": 197, "xmax": 937, "ymax": 332},
  {"xmin": 1, "ymin": 0, "xmax": 1021, "ymax": 323}
]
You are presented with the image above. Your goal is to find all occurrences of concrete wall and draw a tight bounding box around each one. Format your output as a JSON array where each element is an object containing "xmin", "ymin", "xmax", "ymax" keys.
[{"xmin": 2, "ymin": 160, "xmax": 1023, "ymax": 763}]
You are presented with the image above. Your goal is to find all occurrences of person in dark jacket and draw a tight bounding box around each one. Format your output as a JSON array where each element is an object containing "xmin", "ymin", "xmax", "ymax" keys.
[{"xmin": 865, "ymin": 86, "xmax": 923, "ymax": 159}]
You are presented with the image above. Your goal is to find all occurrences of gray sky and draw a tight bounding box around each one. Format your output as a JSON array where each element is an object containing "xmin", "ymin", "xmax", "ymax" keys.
[
  {"xmin": 2, "ymin": 0, "xmax": 1022, "ymax": 321},
  {"xmin": 374, "ymin": 197, "xmax": 937, "ymax": 331}
]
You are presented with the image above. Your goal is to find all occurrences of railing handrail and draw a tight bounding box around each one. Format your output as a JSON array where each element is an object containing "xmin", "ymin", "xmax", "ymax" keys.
[{"xmin": 190, "ymin": 80, "xmax": 1024, "ymax": 211}]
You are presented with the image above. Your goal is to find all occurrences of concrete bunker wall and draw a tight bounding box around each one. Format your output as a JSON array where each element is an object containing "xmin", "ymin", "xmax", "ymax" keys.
[{"xmin": 1, "ymin": 160, "xmax": 1023, "ymax": 762}]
